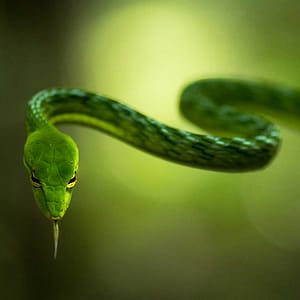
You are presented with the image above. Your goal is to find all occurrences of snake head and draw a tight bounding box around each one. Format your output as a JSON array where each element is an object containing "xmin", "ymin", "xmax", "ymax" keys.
[{"xmin": 23, "ymin": 128, "xmax": 79, "ymax": 220}]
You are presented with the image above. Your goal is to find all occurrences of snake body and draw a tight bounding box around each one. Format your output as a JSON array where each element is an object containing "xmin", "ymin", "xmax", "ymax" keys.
[{"xmin": 23, "ymin": 78, "xmax": 300, "ymax": 257}]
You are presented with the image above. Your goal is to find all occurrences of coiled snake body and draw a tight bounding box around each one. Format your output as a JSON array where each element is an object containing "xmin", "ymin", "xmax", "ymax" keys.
[{"xmin": 23, "ymin": 78, "xmax": 300, "ymax": 257}]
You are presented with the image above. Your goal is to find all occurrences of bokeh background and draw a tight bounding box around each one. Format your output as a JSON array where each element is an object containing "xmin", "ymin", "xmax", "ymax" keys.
[{"xmin": 1, "ymin": 0, "xmax": 300, "ymax": 299}]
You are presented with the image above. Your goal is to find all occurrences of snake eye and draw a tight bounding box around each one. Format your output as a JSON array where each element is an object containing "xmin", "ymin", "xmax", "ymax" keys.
[
  {"xmin": 67, "ymin": 172, "xmax": 77, "ymax": 189},
  {"xmin": 31, "ymin": 172, "xmax": 42, "ymax": 188}
]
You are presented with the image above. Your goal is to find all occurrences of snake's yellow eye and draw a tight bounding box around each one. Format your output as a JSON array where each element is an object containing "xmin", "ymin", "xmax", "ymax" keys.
[
  {"xmin": 67, "ymin": 172, "xmax": 77, "ymax": 189},
  {"xmin": 31, "ymin": 172, "xmax": 42, "ymax": 188}
]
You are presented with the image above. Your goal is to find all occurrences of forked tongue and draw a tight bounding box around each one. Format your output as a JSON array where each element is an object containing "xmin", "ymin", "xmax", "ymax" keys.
[{"xmin": 53, "ymin": 220, "xmax": 59, "ymax": 259}]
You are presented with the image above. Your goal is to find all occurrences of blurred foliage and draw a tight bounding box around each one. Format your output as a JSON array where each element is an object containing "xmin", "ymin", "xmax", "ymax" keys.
[{"xmin": 1, "ymin": 0, "xmax": 300, "ymax": 299}]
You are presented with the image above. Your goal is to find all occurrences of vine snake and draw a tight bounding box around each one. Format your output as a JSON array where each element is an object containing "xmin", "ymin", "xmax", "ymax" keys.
[{"xmin": 23, "ymin": 78, "xmax": 299, "ymax": 258}]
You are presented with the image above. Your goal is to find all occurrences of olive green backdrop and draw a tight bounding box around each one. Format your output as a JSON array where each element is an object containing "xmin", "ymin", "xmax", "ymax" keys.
[{"xmin": 1, "ymin": 0, "xmax": 300, "ymax": 299}]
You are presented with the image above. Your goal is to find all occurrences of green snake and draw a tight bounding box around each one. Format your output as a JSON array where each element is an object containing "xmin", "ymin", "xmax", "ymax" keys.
[{"xmin": 23, "ymin": 78, "xmax": 300, "ymax": 257}]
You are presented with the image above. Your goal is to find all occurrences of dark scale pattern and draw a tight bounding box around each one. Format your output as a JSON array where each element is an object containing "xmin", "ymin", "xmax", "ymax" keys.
[{"xmin": 24, "ymin": 78, "xmax": 296, "ymax": 172}]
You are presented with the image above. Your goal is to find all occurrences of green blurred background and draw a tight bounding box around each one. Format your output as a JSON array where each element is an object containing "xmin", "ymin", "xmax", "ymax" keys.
[{"xmin": 1, "ymin": 0, "xmax": 300, "ymax": 299}]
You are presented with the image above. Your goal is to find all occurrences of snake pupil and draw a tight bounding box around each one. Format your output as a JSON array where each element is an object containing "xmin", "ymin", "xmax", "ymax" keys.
[
  {"xmin": 31, "ymin": 172, "xmax": 41, "ymax": 187},
  {"xmin": 67, "ymin": 172, "xmax": 77, "ymax": 189}
]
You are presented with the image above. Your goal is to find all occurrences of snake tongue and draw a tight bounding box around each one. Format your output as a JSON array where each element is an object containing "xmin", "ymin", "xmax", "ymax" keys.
[{"xmin": 52, "ymin": 220, "xmax": 59, "ymax": 259}]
